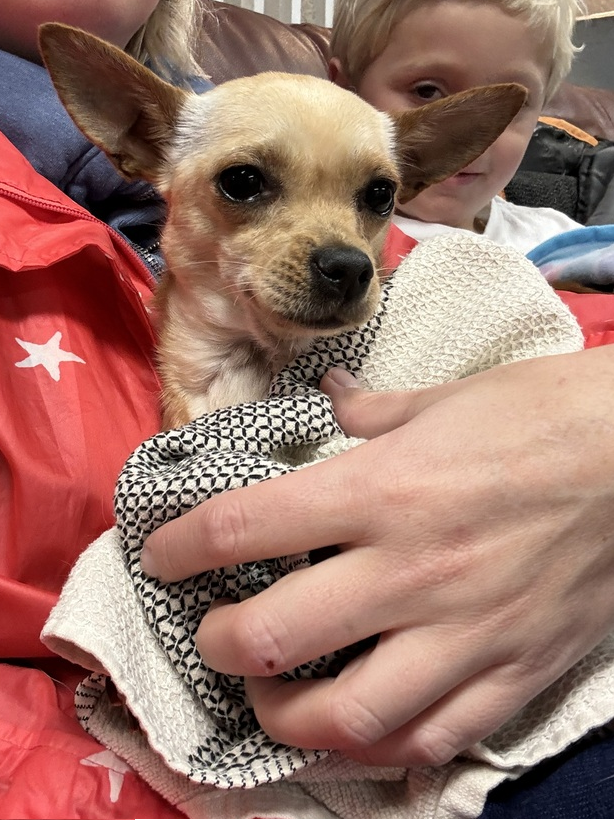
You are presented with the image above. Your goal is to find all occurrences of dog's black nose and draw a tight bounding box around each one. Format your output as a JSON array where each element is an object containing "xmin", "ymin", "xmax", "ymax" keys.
[{"xmin": 310, "ymin": 246, "xmax": 374, "ymax": 303}]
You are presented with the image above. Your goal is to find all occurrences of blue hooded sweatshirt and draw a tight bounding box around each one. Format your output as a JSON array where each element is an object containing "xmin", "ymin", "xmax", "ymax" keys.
[{"xmin": 0, "ymin": 48, "xmax": 213, "ymax": 278}]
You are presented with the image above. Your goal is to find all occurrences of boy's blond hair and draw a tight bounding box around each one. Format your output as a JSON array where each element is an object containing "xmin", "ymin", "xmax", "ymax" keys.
[
  {"xmin": 330, "ymin": 0, "xmax": 586, "ymax": 103},
  {"xmin": 126, "ymin": 0, "xmax": 211, "ymax": 84}
]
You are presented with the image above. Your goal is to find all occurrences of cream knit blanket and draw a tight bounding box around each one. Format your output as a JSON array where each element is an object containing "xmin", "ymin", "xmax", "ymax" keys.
[{"xmin": 43, "ymin": 234, "xmax": 614, "ymax": 818}]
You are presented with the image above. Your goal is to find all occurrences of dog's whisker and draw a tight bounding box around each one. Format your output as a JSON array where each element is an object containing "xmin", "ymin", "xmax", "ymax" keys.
[{"xmin": 173, "ymin": 259, "xmax": 275, "ymax": 273}]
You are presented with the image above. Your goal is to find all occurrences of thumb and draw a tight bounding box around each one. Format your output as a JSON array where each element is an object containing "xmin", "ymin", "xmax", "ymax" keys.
[{"xmin": 320, "ymin": 367, "xmax": 443, "ymax": 439}]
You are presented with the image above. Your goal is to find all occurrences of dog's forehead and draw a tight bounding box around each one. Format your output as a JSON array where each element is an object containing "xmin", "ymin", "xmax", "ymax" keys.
[{"xmin": 174, "ymin": 73, "xmax": 396, "ymax": 170}]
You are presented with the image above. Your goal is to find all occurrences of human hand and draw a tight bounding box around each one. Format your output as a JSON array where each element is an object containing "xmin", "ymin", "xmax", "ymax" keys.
[{"xmin": 141, "ymin": 346, "xmax": 614, "ymax": 767}]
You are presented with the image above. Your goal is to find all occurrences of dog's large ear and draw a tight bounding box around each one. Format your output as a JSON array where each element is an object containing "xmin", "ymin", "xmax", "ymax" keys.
[
  {"xmin": 38, "ymin": 22, "xmax": 188, "ymax": 182},
  {"xmin": 392, "ymin": 84, "xmax": 527, "ymax": 203}
]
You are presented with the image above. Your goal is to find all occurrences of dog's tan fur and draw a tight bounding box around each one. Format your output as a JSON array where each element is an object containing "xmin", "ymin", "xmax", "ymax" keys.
[{"xmin": 39, "ymin": 23, "xmax": 526, "ymax": 428}]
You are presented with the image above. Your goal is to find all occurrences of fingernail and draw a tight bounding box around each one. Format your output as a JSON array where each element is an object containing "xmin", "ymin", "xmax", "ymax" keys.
[
  {"xmin": 140, "ymin": 543, "xmax": 160, "ymax": 578},
  {"xmin": 325, "ymin": 367, "xmax": 360, "ymax": 388}
]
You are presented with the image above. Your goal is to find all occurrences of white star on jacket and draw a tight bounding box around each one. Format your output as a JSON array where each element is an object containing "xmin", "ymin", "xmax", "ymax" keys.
[
  {"xmin": 15, "ymin": 331, "xmax": 85, "ymax": 381},
  {"xmin": 80, "ymin": 750, "xmax": 132, "ymax": 803}
]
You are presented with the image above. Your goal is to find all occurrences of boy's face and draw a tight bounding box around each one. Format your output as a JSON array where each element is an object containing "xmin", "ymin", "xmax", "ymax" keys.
[{"xmin": 332, "ymin": 1, "xmax": 551, "ymax": 231}]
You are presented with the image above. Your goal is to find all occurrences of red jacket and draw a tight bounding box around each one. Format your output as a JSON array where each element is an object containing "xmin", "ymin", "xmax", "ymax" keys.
[
  {"xmin": 0, "ymin": 133, "xmax": 180, "ymax": 819},
  {"xmin": 0, "ymin": 133, "xmax": 163, "ymax": 658}
]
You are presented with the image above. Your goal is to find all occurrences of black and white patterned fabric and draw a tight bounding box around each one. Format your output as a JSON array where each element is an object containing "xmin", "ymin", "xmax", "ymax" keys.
[{"xmin": 115, "ymin": 296, "xmax": 383, "ymax": 786}]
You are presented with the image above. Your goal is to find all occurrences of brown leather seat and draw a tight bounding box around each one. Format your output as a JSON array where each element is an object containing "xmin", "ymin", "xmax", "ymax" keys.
[{"xmin": 197, "ymin": 3, "xmax": 330, "ymax": 84}]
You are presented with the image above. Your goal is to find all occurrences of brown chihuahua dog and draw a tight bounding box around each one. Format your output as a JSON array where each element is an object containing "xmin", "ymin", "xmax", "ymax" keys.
[{"xmin": 39, "ymin": 23, "xmax": 526, "ymax": 428}]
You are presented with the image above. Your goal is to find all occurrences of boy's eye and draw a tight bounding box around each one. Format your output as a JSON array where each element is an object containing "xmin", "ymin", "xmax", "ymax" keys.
[
  {"xmin": 411, "ymin": 82, "xmax": 445, "ymax": 102},
  {"xmin": 362, "ymin": 178, "xmax": 396, "ymax": 217}
]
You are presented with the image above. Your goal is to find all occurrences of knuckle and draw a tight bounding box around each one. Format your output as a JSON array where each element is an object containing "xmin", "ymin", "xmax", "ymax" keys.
[
  {"xmin": 333, "ymin": 389, "xmax": 391, "ymax": 437},
  {"xmin": 144, "ymin": 525, "xmax": 176, "ymax": 578},
  {"xmin": 198, "ymin": 494, "xmax": 249, "ymax": 566},
  {"xmin": 326, "ymin": 693, "xmax": 388, "ymax": 749},
  {"xmin": 406, "ymin": 723, "xmax": 463, "ymax": 767},
  {"xmin": 329, "ymin": 393, "xmax": 363, "ymax": 433},
  {"xmin": 231, "ymin": 602, "xmax": 292, "ymax": 677},
  {"xmin": 154, "ymin": 536, "xmax": 183, "ymax": 579}
]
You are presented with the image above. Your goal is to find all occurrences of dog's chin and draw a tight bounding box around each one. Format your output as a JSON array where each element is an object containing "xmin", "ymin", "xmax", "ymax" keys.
[
  {"xmin": 267, "ymin": 304, "xmax": 376, "ymax": 338},
  {"xmin": 293, "ymin": 314, "xmax": 358, "ymax": 332}
]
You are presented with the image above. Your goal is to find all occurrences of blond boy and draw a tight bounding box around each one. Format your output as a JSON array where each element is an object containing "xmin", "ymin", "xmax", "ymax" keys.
[{"xmin": 330, "ymin": 0, "xmax": 586, "ymax": 253}]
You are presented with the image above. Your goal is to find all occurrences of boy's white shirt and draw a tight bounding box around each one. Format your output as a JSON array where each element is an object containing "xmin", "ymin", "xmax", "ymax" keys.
[{"xmin": 393, "ymin": 195, "xmax": 582, "ymax": 254}]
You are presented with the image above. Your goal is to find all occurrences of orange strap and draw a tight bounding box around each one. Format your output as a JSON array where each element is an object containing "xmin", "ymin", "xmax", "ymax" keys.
[{"xmin": 538, "ymin": 116, "xmax": 599, "ymax": 146}]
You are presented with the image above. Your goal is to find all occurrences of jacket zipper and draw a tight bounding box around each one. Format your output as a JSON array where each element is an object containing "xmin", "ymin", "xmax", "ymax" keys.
[{"xmin": 0, "ymin": 182, "xmax": 158, "ymax": 336}]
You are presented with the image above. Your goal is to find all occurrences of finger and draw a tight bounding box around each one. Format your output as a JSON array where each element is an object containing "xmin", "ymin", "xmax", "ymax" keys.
[
  {"xmin": 195, "ymin": 549, "xmax": 408, "ymax": 677},
  {"xmin": 141, "ymin": 447, "xmax": 373, "ymax": 581},
  {"xmin": 243, "ymin": 626, "xmax": 495, "ymax": 750},
  {"xmin": 320, "ymin": 368, "xmax": 465, "ymax": 439},
  {"xmin": 345, "ymin": 660, "xmax": 546, "ymax": 768}
]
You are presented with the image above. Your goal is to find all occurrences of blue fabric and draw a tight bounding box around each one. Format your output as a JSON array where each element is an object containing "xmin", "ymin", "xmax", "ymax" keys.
[
  {"xmin": 0, "ymin": 50, "xmax": 160, "ymax": 221},
  {"xmin": 481, "ymin": 728, "xmax": 614, "ymax": 818},
  {"xmin": 527, "ymin": 225, "xmax": 614, "ymax": 288},
  {"xmin": 527, "ymin": 225, "xmax": 614, "ymax": 266},
  {"xmin": 0, "ymin": 48, "xmax": 213, "ymax": 277}
]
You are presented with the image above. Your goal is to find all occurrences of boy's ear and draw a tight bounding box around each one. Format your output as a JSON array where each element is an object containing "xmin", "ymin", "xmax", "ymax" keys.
[
  {"xmin": 329, "ymin": 57, "xmax": 351, "ymax": 88},
  {"xmin": 38, "ymin": 22, "xmax": 188, "ymax": 182},
  {"xmin": 392, "ymin": 83, "xmax": 528, "ymax": 203}
]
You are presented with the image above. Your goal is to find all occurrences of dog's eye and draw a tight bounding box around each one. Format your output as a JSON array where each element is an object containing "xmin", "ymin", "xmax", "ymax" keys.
[
  {"xmin": 218, "ymin": 165, "xmax": 266, "ymax": 202},
  {"xmin": 363, "ymin": 178, "xmax": 396, "ymax": 217}
]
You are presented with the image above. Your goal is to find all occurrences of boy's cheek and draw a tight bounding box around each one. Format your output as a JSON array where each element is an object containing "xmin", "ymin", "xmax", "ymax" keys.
[
  {"xmin": 355, "ymin": 79, "xmax": 410, "ymax": 115},
  {"xmin": 511, "ymin": 105, "xmax": 541, "ymax": 137},
  {"xmin": 507, "ymin": 116, "xmax": 540, "ymax": 159},
  {"xmin": 486, "ymin": 132, "xmax": 535, "ymax": 194}
]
